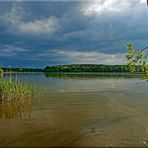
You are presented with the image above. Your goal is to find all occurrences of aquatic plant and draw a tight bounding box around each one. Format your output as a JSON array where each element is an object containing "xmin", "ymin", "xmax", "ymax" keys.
[
  {"xmin": 1, "ymin": 79, "xmax": 31, "ymax": 102},
  {"xmin": 0, "ymin": 76, "xmax": 43, "ymax": 119}
]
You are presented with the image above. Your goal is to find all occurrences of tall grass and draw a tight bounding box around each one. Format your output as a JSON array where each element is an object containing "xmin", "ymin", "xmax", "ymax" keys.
[
  {"xmin": 0, "ymin": 67, "xmax": 3, "ymax": 78},
  {"xmin": 0, "ymin": 79, "xmax": 34, "ymax": 103},
  {"xmin": 0, "ymin": 74, "xmax": 43, "ymax": 119}
]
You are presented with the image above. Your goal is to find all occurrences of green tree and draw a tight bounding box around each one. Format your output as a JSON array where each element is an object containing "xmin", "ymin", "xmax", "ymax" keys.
[{"xmin": 126, "ymin": 43, "xmax": 148, "ymax": 79}]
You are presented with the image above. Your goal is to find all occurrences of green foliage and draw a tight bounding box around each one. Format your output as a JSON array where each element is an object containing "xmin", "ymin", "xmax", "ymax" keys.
[
  {"xmin": 126, "ymin": 43, "xmax": 148, "ymax": 78},
  {"xmin": 44, "ymin": 64, "xmax": 129, "ymax": 73}
]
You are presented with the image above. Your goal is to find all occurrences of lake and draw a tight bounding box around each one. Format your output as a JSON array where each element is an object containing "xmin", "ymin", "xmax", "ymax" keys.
[{"xmin": 0, "ymin": 73, "xmax": 148, "ymax": 147}]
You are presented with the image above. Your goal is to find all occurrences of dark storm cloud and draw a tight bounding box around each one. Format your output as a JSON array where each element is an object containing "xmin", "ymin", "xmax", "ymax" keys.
[{"xmin": 0, "ymin": 0, "xmax": 148, "ymax": 67}]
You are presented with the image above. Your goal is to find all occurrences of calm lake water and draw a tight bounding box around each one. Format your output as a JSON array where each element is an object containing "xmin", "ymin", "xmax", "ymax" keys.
[{"xmin": 0, "ymin": 73, "xmax": 148, "ymax": 147}]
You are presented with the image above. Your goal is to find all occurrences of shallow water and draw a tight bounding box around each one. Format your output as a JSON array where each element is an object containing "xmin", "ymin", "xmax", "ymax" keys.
[{"xmin": 0, "ymin": 73, "xmax": 148, "ymax": 147}]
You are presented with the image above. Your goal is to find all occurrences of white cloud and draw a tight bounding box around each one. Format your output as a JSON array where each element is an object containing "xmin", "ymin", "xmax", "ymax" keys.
[
  {"xmin": 33, "ymin": 49, "xmax": 126, "ymax": 65},
  {"xmin": 18, "ymin": 16, "xmax": 59, "ymax": 34},
  {"xmin": 81, "ymin": 0, "xmax": 146, "ymax": 16},
  {"xmin": 0, "ymin": 4, "xmax": 59, "ymax": 35},
  {"xmin": 140, "ymin": 0, "xmax": 146, "ymax": 3},
  {"xmin": 0, "ymin": 3, "xmax": 23, "ymax": 25},
  {"xmin": 55, "ymin": 50, "xmax": 126, "ymax": 64}
]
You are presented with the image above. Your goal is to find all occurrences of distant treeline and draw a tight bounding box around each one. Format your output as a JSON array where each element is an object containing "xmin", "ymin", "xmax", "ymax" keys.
[
  {"xmin": 2, "ymin": 64, "xmax": 144, "ymax": 73},
  {"xmin": 44, "ymin": 64, "xmax": 132, "ymax": 72},
  {"xmin": 2, "ymin": 67, "xmax": 43, "ymax": 72}
]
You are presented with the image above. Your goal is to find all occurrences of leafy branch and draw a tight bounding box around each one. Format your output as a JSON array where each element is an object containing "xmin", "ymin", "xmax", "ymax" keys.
[{"xmin": 126, "ymin": 43, "xmax": 148, "ymax": 79}]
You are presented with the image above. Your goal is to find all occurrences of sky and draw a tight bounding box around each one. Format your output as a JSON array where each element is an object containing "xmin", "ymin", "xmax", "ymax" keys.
[{"xmin": 0, "ymin": 0, "xmax": 148, "ymax": 68}]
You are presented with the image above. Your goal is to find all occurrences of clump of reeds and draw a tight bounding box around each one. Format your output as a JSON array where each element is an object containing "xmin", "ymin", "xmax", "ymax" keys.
[
  {"xmin": 0, "ymin": 79, "xmax": 33, "ymax": 103},
  {"xmin": 0, "ymin": 75, "xmax": 43, "ymax": 119},
  {"xmin": 0, "ymin": 68, "xmax": 3, "ymax": 78}
]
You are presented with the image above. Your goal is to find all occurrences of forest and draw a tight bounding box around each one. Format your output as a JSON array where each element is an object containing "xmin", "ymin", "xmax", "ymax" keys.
[
  {"xmin": 44, "ymin": 64, "xmax": 140, "ymax": 73},
  {"xmin": 1, "ymin": 64, "xmax": 145, "ymax": 73}
]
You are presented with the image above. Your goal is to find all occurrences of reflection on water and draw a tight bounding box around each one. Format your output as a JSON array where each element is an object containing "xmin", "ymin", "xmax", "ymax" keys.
[
  {"xmin": 44, "ymin": 72, "xmax": 144, "ymax": 79},
  {"xmin": 0, "ymin": 96, "xmax": 44, "ymax": 120},
  {"xmin": 0, "ymin": 98, "xmax": 32, "ymax": 119},
  {"xmin": 0, "ymin": 73, "xmax": 148, "ymax": 147}
]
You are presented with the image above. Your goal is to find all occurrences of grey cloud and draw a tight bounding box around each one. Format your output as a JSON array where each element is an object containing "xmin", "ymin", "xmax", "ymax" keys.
[
  {"xmin": 0, "ymin": 1, "xmax": 148, "ymax": 66},
  {"xmin": 0, "ymin": 2, "xmax": 60, "ymax": 35},
  {"xmin": 27, "ymin": 48, "xmax": 126, "ymax": 65},
  {"xmin": 0, "ymin": 44, "xmax": 27, "ymax": 57}
]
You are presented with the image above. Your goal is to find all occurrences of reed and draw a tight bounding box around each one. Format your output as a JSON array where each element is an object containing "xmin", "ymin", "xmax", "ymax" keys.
[
  {"xmin": 0, "ymin": 68, "xmax": 3, "ymax": 78},
  {"xmin": 0, "ymin": 74, "xmax": 43, "ymax": 119}
]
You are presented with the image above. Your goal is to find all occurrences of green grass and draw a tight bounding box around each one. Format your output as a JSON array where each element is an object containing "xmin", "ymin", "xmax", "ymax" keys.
[
  {"xmin": 0, "ymin": 79, "xmax": 34, "ymax": 103},
  {"xmin": 0, "ymin": 77, "xmax": 43, "ymax": 119}
]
